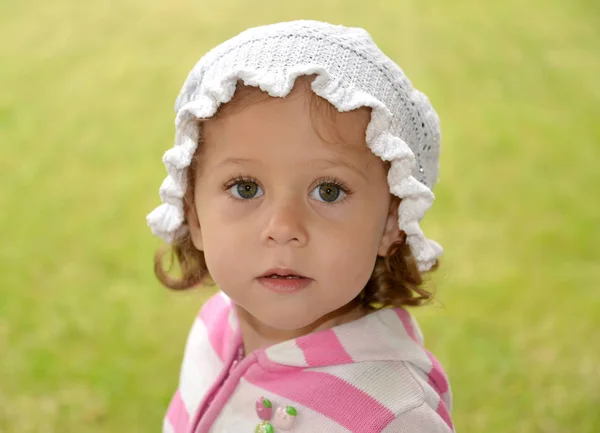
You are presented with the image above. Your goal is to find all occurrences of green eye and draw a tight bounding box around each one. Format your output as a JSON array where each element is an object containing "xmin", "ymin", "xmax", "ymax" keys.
[
  {"xmin": 231, "ymin": 181, "xmax": 263, "ymax": 199},
  {"xmin": 311, "ymin": 182, "xmax": 345, "ymax": 203}
]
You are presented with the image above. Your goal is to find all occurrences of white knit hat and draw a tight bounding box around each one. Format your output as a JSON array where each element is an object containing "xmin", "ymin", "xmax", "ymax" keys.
[{"xmin": 147, "ymin": 20, "xmax": 443, "ymax": 271}]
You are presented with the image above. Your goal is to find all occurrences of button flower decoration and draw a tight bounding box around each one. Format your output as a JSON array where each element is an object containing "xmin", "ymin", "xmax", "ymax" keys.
[{"xmin": 255, "ymin": 397, "xmax": 298, "ymax": 432}]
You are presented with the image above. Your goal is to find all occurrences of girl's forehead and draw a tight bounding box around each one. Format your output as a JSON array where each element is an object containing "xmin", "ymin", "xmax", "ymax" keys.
[
  {"xmin": 198, "ymin": 103, "xmax": 383, "ymax": 181},
  {"xmin": 202, "ymin": 80, "xmax": 372, "ymax": 157}
]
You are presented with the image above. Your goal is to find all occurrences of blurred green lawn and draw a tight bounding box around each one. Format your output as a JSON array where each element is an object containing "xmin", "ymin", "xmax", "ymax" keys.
[{"xmin": 1, "ymin": 0, "xmax": 599, "ymax": 431}]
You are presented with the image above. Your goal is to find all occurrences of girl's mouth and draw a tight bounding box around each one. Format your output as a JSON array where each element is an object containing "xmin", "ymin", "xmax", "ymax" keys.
[
  {"xmin": 257, "ymin": 269, "xmax": 312, "ymax": 292},
  {"xmin": 259, "ymin": 268, "xmax": 307, "ymax": 279}
]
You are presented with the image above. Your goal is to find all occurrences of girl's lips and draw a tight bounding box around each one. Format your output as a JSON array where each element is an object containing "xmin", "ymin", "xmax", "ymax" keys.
[
  {"xmin": 259, "ymin": 268, "xmax": 306, "ymax": 278},
  {"xmin": 257, "ymin": 275, "xmax": 313, "ymax": 293}
]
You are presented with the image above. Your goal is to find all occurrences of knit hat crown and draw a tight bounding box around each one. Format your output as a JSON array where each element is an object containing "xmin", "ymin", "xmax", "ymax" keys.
[{"xmin": 147, "ymin": 20, "xmax": 443, "ymax": 271}]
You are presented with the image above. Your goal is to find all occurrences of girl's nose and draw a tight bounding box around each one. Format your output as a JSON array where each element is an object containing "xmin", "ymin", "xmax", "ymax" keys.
[{"xmin": 261, "ymin": 201, "xmax": 308, "ymax": 247}]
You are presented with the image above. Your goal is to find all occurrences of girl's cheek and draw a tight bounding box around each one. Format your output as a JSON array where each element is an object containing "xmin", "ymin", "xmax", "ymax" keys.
[
  {"xmin": 309, "ymin": 198, "xmax": 360, "ymax": 222},
  {"xmin": 209, "ymin": 197, "xmax": 261, "ymax": 221},
  {"xmin": 202, "ymin": 192, "xmax": 365, "ymax": 228}
]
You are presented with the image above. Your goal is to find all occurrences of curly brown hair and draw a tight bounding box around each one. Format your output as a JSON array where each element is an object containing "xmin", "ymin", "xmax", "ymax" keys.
[{"xmin": 154, "ymin": 79, "xmax": 436, "ymax": 309}]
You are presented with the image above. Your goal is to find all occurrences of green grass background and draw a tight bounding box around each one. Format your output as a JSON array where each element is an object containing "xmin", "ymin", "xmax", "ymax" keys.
[{"xmin": 1, "ymin": 0, "xmax": 599, "ymax": 431}]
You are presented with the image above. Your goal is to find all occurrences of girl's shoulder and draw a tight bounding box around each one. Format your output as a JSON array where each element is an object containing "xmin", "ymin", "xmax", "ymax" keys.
[{"xmin": 247, "ymin": 307, "xmax": 453, "ymax": 431}]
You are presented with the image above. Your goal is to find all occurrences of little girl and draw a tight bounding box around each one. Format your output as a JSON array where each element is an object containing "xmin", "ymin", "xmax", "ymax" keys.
[{"xmin": 147, "ymin": 20, "xmax": 453, "ymax": 433}]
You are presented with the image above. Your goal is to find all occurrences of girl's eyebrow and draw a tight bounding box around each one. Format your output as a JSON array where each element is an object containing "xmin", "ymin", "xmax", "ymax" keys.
[
  {"xmin": 310, "ymin": 158, "xmax": 369, "ymax": 181},
  {"xmin": 207, "ymin": 157, "xmax": 257, "ymax": 176},
  {"xmin": 215, "ymin": 157, "xmax": 255, "ymax": 168},
  {"xmin": 210, "ymin": 156, "xmax": 368, "ymax": 181}
]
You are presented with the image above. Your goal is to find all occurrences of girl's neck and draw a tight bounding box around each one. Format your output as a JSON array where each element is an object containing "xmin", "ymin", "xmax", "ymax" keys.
[{"xmin": 236, "ymin": 299, "xmax": 367, "ymax": 356}]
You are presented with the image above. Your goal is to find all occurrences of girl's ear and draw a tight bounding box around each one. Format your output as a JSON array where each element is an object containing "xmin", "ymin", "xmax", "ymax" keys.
[
  {"xmin": 377, "ymin": 197, "xmax": 403, "ymax": 257},
  {"xmin": 187, "ymin": 201, "xmax": 204, "ymax": 251}
]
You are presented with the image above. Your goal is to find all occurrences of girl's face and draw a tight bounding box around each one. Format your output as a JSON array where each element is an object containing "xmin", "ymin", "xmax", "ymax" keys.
[{"xmin": 189, "ymin": 83, "xmax": 398, "ymax": 331}]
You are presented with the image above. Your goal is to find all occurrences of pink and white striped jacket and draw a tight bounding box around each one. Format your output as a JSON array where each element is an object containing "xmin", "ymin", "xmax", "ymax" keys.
[{"xmin": 164, "ymin": 292, "xmax": 454, "ymax": 433}]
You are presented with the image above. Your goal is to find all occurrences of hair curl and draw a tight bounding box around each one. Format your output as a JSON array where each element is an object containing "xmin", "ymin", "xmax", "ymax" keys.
[{"xmin": 154, "ymin": 80, "xmax": 436, "ymax": 309}]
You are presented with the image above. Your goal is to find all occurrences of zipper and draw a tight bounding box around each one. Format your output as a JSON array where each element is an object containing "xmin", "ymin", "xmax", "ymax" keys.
[
  {"xmin": 188, "ymin": 345, "xmax": 246, "ymax": 433},
  {"xmin": 232, "ymin": 345, "xmax": 245, "ymax": 368},
  {"xmin": 193, "ymin": 346, "xmax": 252, "ymax": 433}
]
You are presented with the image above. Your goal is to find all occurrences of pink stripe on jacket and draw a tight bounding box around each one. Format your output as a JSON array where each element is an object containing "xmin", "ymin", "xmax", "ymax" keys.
[{"xmin": 164, "ymin": 292, "xmax": 454, "ymax": 433}]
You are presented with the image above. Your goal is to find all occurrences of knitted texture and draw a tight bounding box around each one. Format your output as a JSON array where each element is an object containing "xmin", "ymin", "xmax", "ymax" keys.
[
  {"xmin": 147, "ymin": 20, "xmax": 443, "ymax": 271},
  {"xmin": 162, "ymin": 292, "xmax": 454, "ymax": 433}
]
